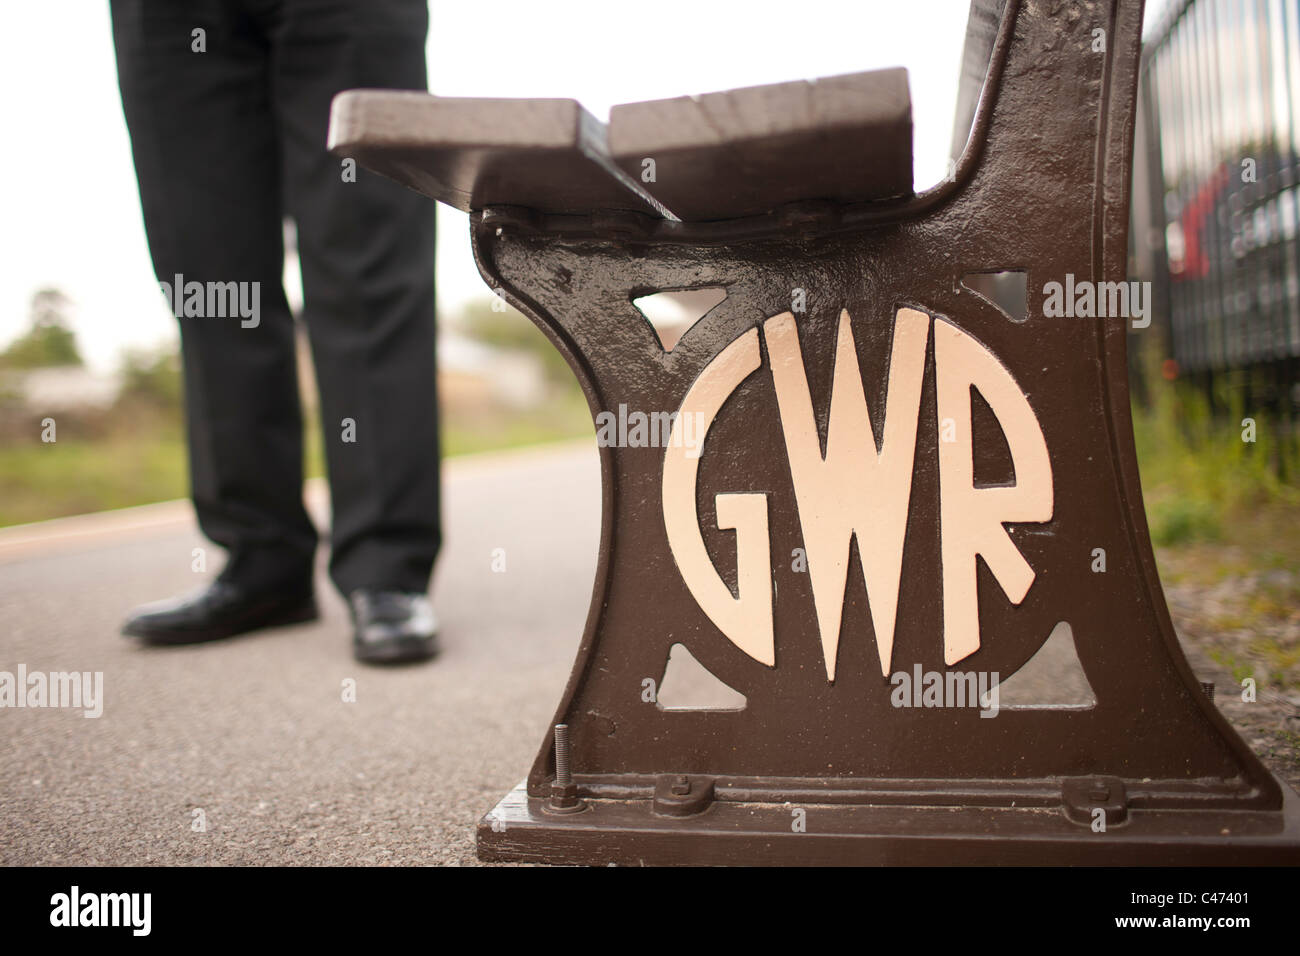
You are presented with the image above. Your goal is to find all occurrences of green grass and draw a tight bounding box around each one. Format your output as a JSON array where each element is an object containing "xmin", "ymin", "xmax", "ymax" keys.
[
  {"xmin": 1208, "ymin": 649, "xmax": 1258, "ymax": 685},
  {"xmin": 1133, "ymin": 378, "xmax": 1300, "ymax": 691},
  {"xmin": 439, "ymin": 389, "xmax": 592, "ymax": 458},
  {"xmin": 0, "ymin": 390, "xmax": 593, "ymax": 528},
  {"xmin": 1133, "ymin": 384, "xmax": 1300, "ymax": 591},
  {"xmin": 1133, "ymin": 381, "xmax": 1300, "ymax": 547},
  {"xmin": 0, "ymin": 430, "xmax": 190, "ymax": 527}
]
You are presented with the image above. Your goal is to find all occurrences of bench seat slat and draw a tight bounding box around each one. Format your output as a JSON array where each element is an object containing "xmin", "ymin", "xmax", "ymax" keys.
[
  {"xmin": 328, "ymin": 91, "xmax": 664, "ymax": 216},
  {"xmin": 609, "ymin": 68, "xmax": 913, "ymax": 221}
]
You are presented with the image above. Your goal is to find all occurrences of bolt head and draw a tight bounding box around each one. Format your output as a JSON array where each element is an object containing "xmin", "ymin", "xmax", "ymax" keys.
[{"xmin": 548, "ymin": 780, "xmax": 581, "ymax": 812}]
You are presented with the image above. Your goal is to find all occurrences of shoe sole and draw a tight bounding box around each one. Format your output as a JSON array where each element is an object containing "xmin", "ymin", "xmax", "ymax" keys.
[
  {"xmin": 353, "ymin": 634, "xmax": 439, "ymax": 665},
  {"xmin": 124, "ymin": 598, "xmax": 319, "ymax": 646}
]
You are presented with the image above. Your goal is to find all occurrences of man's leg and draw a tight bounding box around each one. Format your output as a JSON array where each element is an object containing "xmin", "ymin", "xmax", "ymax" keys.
[
  {"xmin": 113, "ymin": 0, "xmax": 318, "ymax": 638},
  {"xmin": 267, "ymin": 0, "xmax": 441, "ymax": 659}
]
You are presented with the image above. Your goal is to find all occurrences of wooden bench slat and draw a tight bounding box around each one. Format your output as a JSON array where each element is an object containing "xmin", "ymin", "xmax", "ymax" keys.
[
  {"xmin": 328, "ymin": 90, "xmax": 666, "ymax": 216},
  {"xmin": 608, "ymin": 68, "xmax": 913, "ymax": 221}
]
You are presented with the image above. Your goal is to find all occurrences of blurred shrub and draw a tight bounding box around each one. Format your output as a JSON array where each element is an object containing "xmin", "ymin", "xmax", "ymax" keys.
[
  {"xmin": 1133, "ymin": 371, "xmax": 1299, "ymax": 547},
  {"xmin": 116, "ymin": 347, "xmax": 183, "ymax": 417},
  {"xmin": 1148, "ymin": 497, "xmax": 1221, "ymax": 546},
  {"xmin": 0, "ymin": 288, "xmax": 83, "ymax": 369},
  {"xmin": 457, "ymin": 296, "xmax": 574, "ymax": 388}
]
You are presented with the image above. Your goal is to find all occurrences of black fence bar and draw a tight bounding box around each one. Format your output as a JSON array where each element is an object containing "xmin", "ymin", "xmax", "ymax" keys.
[{"xmin": 1135, "ymin": 0, "xmax": 1300, "ymax": 405}]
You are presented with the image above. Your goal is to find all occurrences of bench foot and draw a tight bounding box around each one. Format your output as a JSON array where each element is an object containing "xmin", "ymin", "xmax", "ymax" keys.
[{"xmin": 476, "ymin": 779, "xmax": 1300, "ymax": 866}]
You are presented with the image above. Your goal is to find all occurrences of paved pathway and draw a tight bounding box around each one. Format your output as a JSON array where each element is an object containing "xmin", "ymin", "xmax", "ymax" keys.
[{"xmin": 0, "ymin": 442, "xmax": 598, "ymax": 865}]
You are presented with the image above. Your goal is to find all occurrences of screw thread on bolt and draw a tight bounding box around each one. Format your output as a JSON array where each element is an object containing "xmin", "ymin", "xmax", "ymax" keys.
[
  {"xmin": 1201, "ymin": 681, "xmax": 1216, "ymax": 702},
  {"xmin": 546, "ymin": 723, "xmax": 584, "ymax": 814},
  {"xmin": 554, "ymin": 723, "xmax": 571, "ymax": 786}
]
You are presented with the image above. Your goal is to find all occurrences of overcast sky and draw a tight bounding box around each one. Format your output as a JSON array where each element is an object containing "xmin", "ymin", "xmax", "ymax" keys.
[{"xmin": 0, "ymin": 0, "xmax": 1171, "ymax": 371}]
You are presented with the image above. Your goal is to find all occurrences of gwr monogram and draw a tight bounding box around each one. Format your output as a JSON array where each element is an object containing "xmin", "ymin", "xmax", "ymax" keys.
[{"xmin": 662, "ymin": 306, "xmax": 1054, "ymax": 681}]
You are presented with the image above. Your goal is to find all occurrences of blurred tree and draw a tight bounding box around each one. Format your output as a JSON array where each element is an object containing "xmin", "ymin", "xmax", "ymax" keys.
[
  {"xmin": 457, "ymin": 296, "xmax": 573, "ymax": 386},
  {"xmin": 0, "ymin": 288, "xmax": 83, "ymax": 369},
  {"xmin": 116, "ymin": 347, "xmax": 183, "ymax": 415}
]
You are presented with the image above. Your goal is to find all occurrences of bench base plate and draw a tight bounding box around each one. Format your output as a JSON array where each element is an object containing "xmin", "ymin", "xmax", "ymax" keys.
[{"xmin": 476, "ymin": 780, "xmax": 1300, "ymax": 866}]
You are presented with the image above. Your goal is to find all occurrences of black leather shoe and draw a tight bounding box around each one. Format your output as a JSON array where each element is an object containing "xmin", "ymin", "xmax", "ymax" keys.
[
  {"xmin": 350, "ymin": 590, "xmax": 438, "ymax": 664},
  {"xmin": 122, "ymin": 580, "xmax": 318, "ymax": 645}
]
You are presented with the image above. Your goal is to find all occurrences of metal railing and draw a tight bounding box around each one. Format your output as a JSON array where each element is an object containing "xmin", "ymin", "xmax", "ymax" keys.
[{"xmin": 1135, "ymin": 0, "xmax": 1300, "ymax": 394}]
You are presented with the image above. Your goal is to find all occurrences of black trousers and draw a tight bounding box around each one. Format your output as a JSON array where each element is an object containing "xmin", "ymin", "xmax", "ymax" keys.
[{"xmin": 111, "ymin": 0, "xmax": 440, "ymax": 596}]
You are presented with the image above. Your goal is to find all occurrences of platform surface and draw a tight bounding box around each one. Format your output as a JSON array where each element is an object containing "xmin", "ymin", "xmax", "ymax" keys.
[{"xmin": 0, "ymin": 444, "xmax": 599, "ymax": 866}]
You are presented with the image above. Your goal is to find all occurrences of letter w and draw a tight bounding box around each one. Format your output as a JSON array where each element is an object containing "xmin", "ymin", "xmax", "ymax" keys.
[{"xmin": 765, "ymin": 308, "xmax": 929, "ymax": 680}]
